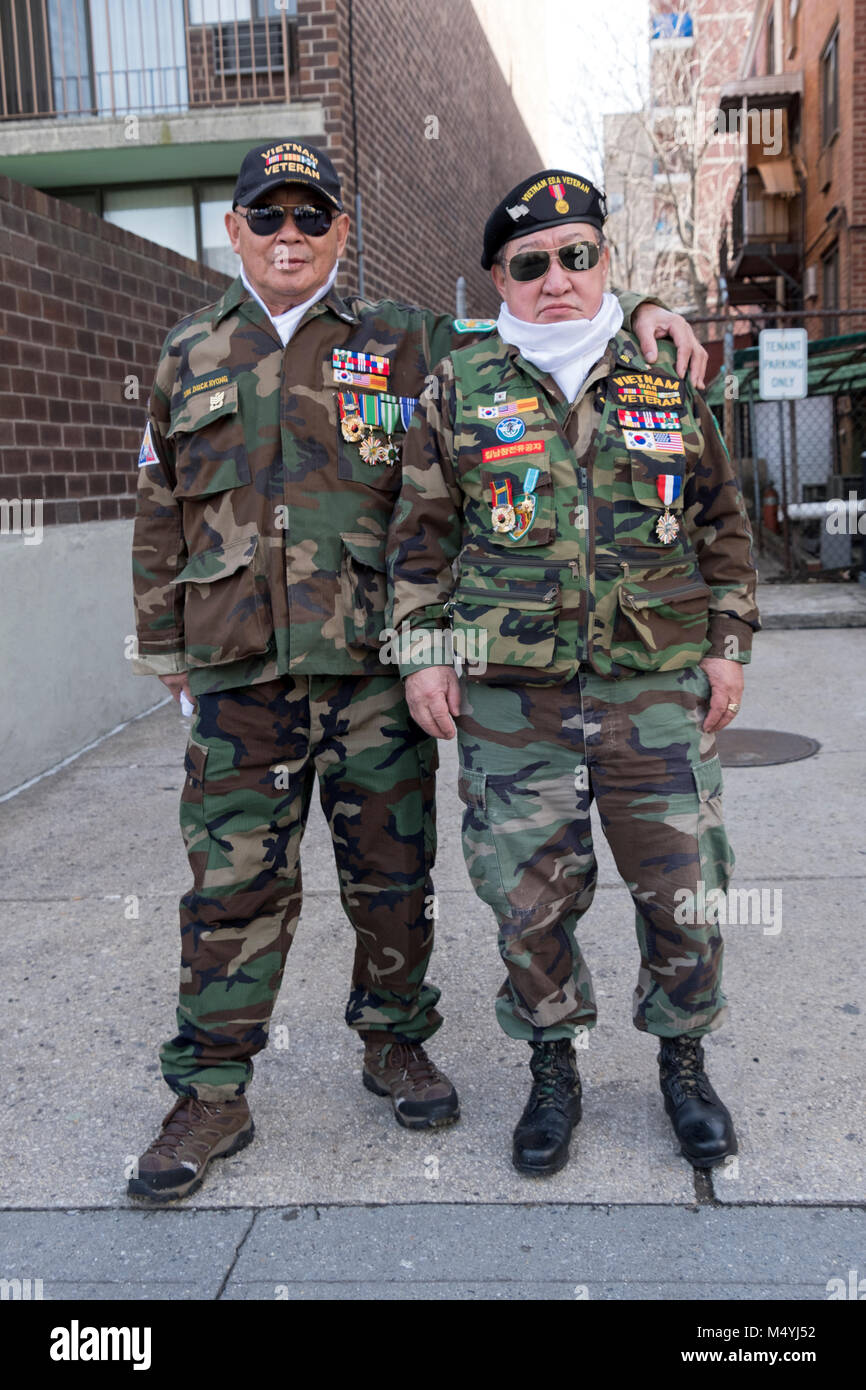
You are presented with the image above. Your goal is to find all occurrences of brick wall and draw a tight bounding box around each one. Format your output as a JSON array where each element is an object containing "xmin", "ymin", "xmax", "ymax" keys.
[
  {"xmin": 0, "ymin": 177, "xmax": 231, "ymax": 527},
  {"xmin": 296, "ymin": 0, "xmax": 543, "ymax": 315},
  {"xmin": 782, "ymin": 0, "xmax": 866, "ymax": 335}
]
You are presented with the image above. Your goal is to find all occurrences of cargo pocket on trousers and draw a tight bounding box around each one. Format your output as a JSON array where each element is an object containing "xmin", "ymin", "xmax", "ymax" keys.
[
  {"xmin": 456, "ymin": 764, "xmax": 508, "ymax": 912},
  {"xmin": 179, "ymin": 738, "xmax": 215, "ymax": 864},
  {"xmin": 416, "ymin": 739, "xmax": 438, "ymax": 872},
  {"xmin": 692, "ymin": 754, "xmax": 734, "ymax": 892}
]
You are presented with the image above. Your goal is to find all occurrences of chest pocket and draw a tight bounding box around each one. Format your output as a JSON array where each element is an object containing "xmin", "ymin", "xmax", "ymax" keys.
[
  {"xmin": 169, "ymin": 381, "xmax": 251, "ymax": 496},
  {"xmin": 477, "ymin": 462, "xmax": 556, "ymax": 547},
  {"xmin": 335, "ymin": 388, "xmax": 409, "ymax": 492}
]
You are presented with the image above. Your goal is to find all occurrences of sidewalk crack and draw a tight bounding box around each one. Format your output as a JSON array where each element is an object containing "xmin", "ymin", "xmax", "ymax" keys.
[{"xmin": 215, "ymin": 1209, "xmax": 258, "ymax": 1299}]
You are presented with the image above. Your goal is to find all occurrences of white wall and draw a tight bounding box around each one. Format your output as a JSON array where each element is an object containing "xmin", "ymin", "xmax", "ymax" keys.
[{"xmin": 0, "ymin": 519, "xmax": 163, "ymax": 796}]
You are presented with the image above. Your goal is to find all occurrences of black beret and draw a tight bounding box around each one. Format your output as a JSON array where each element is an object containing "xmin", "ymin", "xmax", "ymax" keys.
[
  {"xmin": 233, "ymin": 140, "xmax": 343, "ymax": 211},
  {"xmin": 481, "ymin": 169, "xmax": 608, "ymax": 269}
]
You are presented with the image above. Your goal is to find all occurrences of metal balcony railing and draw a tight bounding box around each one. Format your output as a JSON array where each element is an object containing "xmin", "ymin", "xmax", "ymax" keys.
[
  {"xmin": 0, "ymin": 0, "xmax": 297, "ymax": 121},
  {"xmin": 730, "ymin": 170, "xmax": 799, "ymax": 260}
]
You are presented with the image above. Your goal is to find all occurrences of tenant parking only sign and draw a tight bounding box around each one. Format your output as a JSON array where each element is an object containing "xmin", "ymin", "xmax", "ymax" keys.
[{"xmin": 759, "ymin": 328, "xmax": 808, "ymax": 399}]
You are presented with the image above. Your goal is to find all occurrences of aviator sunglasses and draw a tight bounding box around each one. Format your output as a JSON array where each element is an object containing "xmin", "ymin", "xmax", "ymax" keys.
[
  {"xmin": 236, "ymin": 203, "xmax": 335, "ymax": 237},
  {"xmin": 505, "ymin": 239, "xmax": 601, "ymax": 281}
]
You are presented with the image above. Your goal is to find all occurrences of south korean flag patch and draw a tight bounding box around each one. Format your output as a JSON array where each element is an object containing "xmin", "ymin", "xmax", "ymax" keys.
[{"xmin": 138, "ymin": 421, "xmax": 159, "ymax": 468}]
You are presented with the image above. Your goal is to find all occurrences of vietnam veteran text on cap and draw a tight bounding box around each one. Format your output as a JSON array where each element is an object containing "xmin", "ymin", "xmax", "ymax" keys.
[
  {"xmin": 481, "ymin": 170, "xmax": 608, "ymax": 269},
  {"xmin": 232, "ymin": 141, "xmax": 343, "ymax": 211}
]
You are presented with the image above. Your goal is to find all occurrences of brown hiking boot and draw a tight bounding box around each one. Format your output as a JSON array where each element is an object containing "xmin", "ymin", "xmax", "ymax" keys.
[
  {"xmin": 127, "ymin": 1094, "xmax": 254, "ymax": 1202},
  {"xmin": 362, "ymin": 1036, "xmax": 459, "ymax": 1129}
]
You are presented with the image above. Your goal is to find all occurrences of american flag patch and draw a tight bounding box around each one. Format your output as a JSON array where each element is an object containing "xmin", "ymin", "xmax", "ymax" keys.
[{"xmin": 623, "ymin": 429, "xmax": 685, "ymax": 454}]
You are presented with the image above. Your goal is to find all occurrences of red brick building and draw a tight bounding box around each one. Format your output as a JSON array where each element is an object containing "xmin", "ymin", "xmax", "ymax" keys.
[{"xmin": 719, "ymin": 0, "xmax": 866, "ymax": 337}]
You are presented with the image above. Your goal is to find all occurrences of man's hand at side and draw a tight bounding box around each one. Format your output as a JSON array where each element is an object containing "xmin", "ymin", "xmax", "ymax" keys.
[
  {"xmin": 699, "ymin": 657, "xmax": 744, "ymax": 734},
  {"xmin": 159, "ymin": 672, "xmax": 194, "ymax": 708},
  {"xmin": 632, "ymin": 303, "xmax": 708, "ymax": 390},
  {"xmin": 404, "ymin": 666, "xmax": 461, "ymax": 739}
]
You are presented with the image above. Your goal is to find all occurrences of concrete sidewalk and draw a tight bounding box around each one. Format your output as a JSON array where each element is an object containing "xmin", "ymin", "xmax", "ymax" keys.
[{"xmin": 0, "ymin": 625, "xmax": 863, "ymax": 1296}]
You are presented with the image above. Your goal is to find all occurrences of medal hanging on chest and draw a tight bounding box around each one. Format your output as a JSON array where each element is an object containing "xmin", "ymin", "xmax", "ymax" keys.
[
  {"xmin": 338, "ymin": 391, "xmax": 412, "ymax": 466},
  {"xmin": 490, "ymin": 478, "xmax": 516, "ymax": 533},
  {"xmin": 655, "ymin": 473, "xmax": 683, "ymax": 544},
  {"xmin": 489, "ymin": 468, "xmax": 539, "ymax": 539}
]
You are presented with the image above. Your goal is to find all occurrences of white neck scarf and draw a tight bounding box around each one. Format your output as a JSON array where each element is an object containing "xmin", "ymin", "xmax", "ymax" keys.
[
  {"xmin": 496, "ymin": 291, "xmax": 624, "ymax": 401},
  {"xmin": 241, "ymin": 260, "xmax": 340, "ymax": 346}
]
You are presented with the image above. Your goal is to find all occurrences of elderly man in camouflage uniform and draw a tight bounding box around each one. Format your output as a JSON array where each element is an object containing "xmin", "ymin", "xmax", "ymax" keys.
[
  {"xmin": 128, "ymin": 143, "xmax": 709, "ymax": 1199},
  {"xmin": 387, "ymin": 170, "xmax": 759, "ymax": 1177}
]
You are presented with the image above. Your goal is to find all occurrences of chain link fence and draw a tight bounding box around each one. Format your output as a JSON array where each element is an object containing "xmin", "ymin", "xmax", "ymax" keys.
[{"xmin": 705, "ymin": 320, "xmax": 866, "ymax": 581}]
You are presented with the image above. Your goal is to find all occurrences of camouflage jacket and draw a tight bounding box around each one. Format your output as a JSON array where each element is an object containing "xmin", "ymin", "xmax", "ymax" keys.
[
  {"xmin": 131, "ymin": 279, "xmax": 651, "ymax": 692},
  {"xmin": 386, "ymin": 330, "xmax": 760, "ymax": 682}
]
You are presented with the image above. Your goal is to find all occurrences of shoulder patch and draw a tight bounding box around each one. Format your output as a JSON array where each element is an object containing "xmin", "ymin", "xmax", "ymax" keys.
[
  {"xmin": 138, "ymin": 421, "xmax": 159, "ymax": 468},
  {"xmin": 453, "ymin": 318, "xmax": 497, "ymax": 333}
]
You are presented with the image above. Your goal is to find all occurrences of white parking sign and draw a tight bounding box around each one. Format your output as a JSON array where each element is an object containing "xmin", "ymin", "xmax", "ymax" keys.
[{"xmin": 759, "ymin": 328, "xmax": 808, "ymax": 399}]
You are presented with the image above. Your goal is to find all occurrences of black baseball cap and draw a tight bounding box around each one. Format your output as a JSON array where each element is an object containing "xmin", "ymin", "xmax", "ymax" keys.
[
  {"xmin": 232, "ymin": 140, "xmax": 343, "ymax": 211},
  {"xmin": 481, "ymin": 169, "xmax": 607, "ymax": 269}
]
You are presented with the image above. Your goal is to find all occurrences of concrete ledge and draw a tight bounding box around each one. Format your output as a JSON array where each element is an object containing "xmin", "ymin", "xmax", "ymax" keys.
[
  {"xmin": 0, "ymin": 518, "xmax": 161, "ymax": 795},
  {"xmin": 756, "ymin": 582, "xmax": 866, "ymax": 630}
]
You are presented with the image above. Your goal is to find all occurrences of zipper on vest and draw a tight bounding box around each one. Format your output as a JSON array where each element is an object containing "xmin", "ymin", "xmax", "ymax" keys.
[
  {"xmin": 621, "ymin": 577, "xmax": 709, "ymax": 608},
  {"xmin": 596, "ymin": 553, "xmax": 689, "ymax": 578},
  {"xmin": 459, "ymin": 553, "xmax": 566, "ymax": 568},
  {"xmin": 452, "ymin": 583, "xmax": 560, "ymax": 604}
]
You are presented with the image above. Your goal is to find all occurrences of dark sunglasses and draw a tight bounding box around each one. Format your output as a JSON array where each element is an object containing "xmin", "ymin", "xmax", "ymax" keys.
[
  {"xmin": 236, "ymin": 203, "xmax": 334, "ymax": 237},
  {"xmin": 505, "ymin": 240, "xmax": 601, "ymax": 281}
]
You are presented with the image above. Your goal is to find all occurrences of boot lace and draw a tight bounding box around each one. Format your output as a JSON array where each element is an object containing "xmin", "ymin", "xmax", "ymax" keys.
[
  {"xmin": 148, "ymin": 1097, "xmax": 222, "ymax": 1159},
  {"xmin": 662, "ymin": 1037, "xmax": 714, "ymax": 1103},
  {"xmin": 527, "ymin": 1044, "xmax": 578, "ymax": 1114},
  {"xmin": 390, "ymin": 1043, "xmax": 440, "ymax": 1088}
]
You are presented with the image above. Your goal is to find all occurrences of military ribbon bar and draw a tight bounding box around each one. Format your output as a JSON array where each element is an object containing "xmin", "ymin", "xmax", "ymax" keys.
[
  {"xmin": 656, "ymin": 474, "xmax": 683, "ymax": 505},
  {"xmin": 332, "ymin": 348, "xmax": 390, "ymax": 376},
  {"xmin": 490, "ymin": 478, "xmax": 513, "ymax": 509},
  {"xmin": 338, "ymin": 390, "xmax": 416, "ymax": 431}
]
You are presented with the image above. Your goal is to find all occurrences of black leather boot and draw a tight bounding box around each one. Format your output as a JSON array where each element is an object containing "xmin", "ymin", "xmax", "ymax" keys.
[
  {"xmin": 658, "ymin": 1035, "xmax": 737, "ymax": 1168},
  {"xmin": 512, "ymin": 1039, "xmax": 582, "ymax": 1176}
]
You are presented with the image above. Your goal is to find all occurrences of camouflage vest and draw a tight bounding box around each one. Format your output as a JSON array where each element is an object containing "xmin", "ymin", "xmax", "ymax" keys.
[{"xmin": 446, "ymin": 330, "xmax": 713, "ymax": 679}]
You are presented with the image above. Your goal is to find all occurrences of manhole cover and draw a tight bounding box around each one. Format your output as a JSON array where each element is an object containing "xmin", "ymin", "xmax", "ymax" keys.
[{"xmin": 715, "ymin": 728, "xmax": 821, "ymax": 767}]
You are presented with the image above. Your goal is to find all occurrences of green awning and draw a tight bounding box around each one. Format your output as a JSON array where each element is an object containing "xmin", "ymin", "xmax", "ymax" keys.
[{"xmin": 705, "ymin": 332, "xmax": 866, "ymax": 404}]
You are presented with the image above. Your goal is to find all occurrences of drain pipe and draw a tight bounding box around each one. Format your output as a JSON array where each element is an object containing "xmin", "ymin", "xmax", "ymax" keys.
[{"xmin": 348, "ymin": 0, "xmax": 364, "ymax": 297}]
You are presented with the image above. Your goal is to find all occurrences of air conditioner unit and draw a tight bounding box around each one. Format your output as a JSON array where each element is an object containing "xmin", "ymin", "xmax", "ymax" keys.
[{"xmin": 804, "ymin": 264, "xmax": 818, "ymax": 299}]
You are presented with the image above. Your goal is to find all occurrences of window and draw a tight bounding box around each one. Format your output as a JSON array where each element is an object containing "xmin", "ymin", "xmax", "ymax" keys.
[
  {"xmin": 199, "ymin": 181, "xmax": 240, "ymax": 276},
  {"xmin": 822, "ymin": 26, "xmax": 839, "ymax": 145},
  {"xmin": 53, "ymin": 180, "xmax": 240, "ymax": 274},
  {"xmin": 650, "ymin": 12, "xmax": 693, "ymax": 40},
  {"xmin": 822, "ymin": 243, "xmax": 840, "ymax": 338},
  {"xmin": 189, "ymin": 0, "xmax": 296, "ymax": 75},
  {"xmin": 103, "ymin": 186, "xmax": 197, "ymax": 261}
]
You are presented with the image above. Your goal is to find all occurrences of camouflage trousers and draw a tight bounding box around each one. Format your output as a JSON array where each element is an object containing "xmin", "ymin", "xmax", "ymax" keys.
[
  {"xmin": 160, "ymin": 674, "xmax": 442, "ymax": 1101},
  {"xmin": 456, "ymin": 664, "xmax": 733, "ymax": 1042}
]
